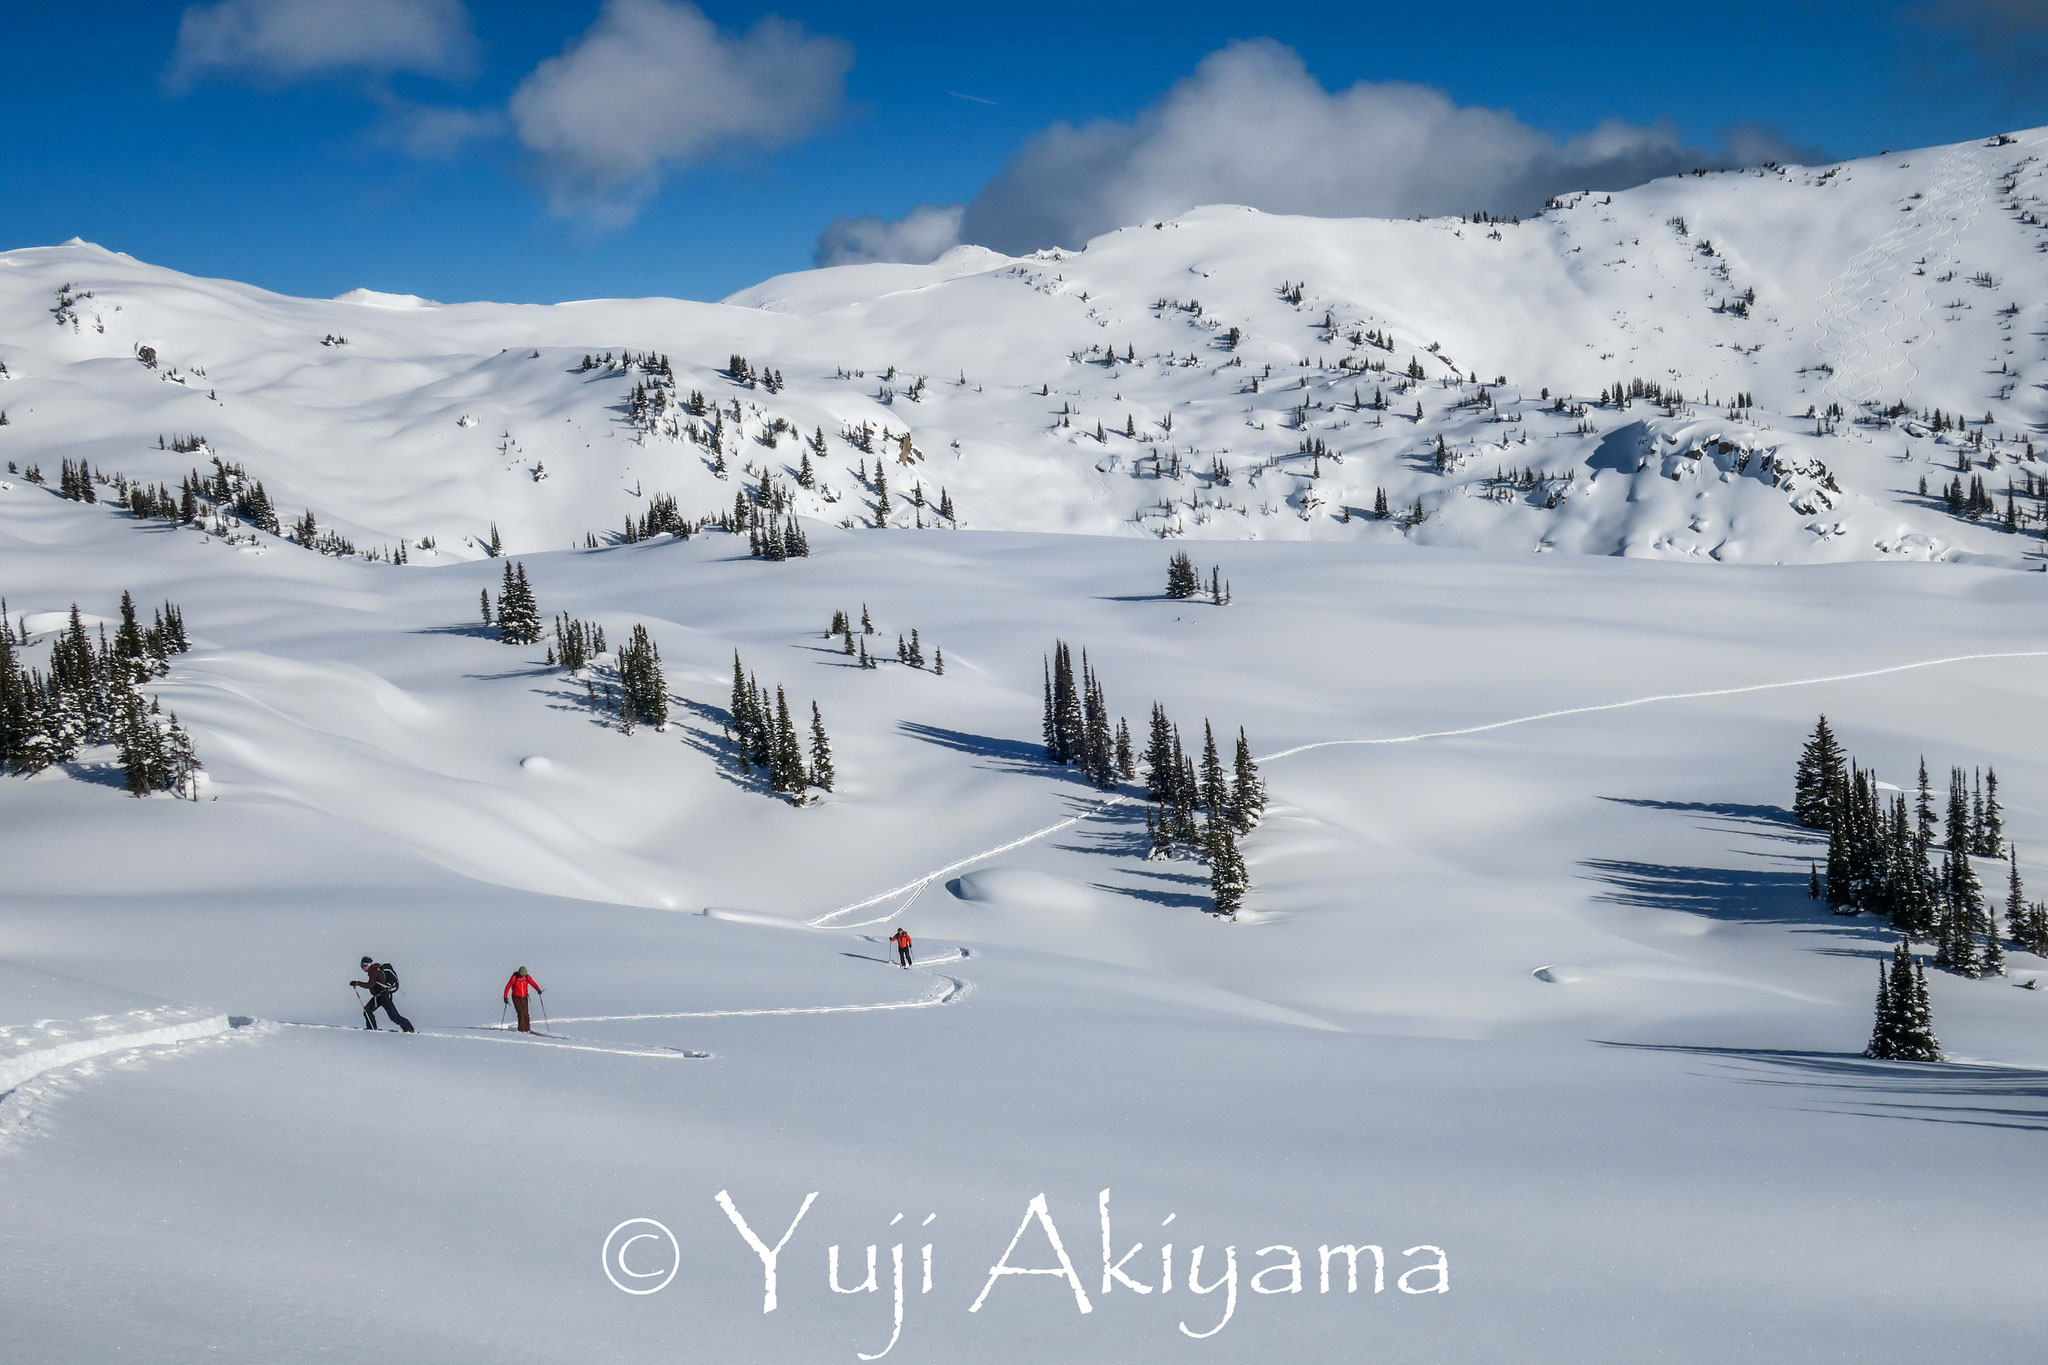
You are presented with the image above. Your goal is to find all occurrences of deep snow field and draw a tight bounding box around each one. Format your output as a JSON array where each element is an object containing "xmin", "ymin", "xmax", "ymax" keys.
[{"xmin": 3, "ymin": 126, "xmax": 2048, "ymax": 1363}]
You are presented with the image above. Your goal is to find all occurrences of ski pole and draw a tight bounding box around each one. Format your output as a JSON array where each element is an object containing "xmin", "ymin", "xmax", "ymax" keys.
[
  {"xmin": 500, "ymin": 999, "xmax": 510, "ymax": 1028},
  {"xmin": 538, "ymin": 992, "xmax": 550, "ymax": 1029}
]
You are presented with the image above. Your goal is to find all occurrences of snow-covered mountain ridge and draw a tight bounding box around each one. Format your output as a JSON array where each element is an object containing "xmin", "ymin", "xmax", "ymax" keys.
[{"xmin": 2, "ymin": 125, "xmax": 2045, "ymax": 568}]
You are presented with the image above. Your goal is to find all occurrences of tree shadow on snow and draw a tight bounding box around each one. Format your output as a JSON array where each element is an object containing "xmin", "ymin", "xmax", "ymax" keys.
[
  {"xmin": 896, "ymin": 722, "xmax": 1095, "ymax": 783},
  {"xmin": 1091, "ymin": 867, "xmax": 1213, "ymax": 912},
  {"xmin": 413, "ymin": 623, "xmax": 501, "ymax": 640},
  {"xmin": 1599, "ymin": 796, "xmax": 1808, "ymax": 833},
  {"xmin": 1581, "ymin": 859, "xmax": 1896, "ymax": 949},
  {"xmin": 1595, "ymin": 1041, "xmax": 2048, "ymax": 1133}
]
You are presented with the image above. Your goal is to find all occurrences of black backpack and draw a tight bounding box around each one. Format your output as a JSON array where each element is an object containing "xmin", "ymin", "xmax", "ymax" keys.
[{"xmin": 376, "ymin": 963, "xmax": 400, "ymax": 992}]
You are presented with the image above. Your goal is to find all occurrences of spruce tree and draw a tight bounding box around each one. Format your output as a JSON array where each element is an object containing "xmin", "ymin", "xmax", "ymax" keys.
[
  {"xmin": 1867, "ymin": 941, "xmax": 1940, "ymax": 1061},
  {"xmin": 496, "ymin": 563, "xmax": 541, "ymax": 645},
  {"xmin": 1793, "ymin": 716, "xmax": 1845, "ymax": 829},
  {"xmin": 1914, "ymin": 756, "xmax": 1936, "ymax": 848},
  {"xmin": 1144, "ymin": 703, "xmax": 1176, "ymax": 802},
  {"xmin": 1864, "ymin": 958, "xmax": 1896, "ymax": 1060},
  {"xmin": 1230, "ymin": 728, "xmax": 1265, "ymax": 833},
  {"xmin": 1978, "ymin": 768, "xmax": 2004, "ymax": 856},
  {"xmin": 770, "ymin": 688, "xmax": 806, "ymax": 796},
  {"xmin": 1198, "ymin": 721, "xmax": 1229, "ymax": 815},
  {"xmin": 1207, "ymin": 818, "xmax": 1249, "ymax": 917},
  {"xmin": 808, "ymin": 702, "xmax": 835, "ymax": 793}
]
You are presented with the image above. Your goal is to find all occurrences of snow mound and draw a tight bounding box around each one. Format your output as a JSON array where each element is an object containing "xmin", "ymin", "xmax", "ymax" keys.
[
  {"xmin": 948, "ymin": 866, "xmax": 1101, "ymax": 912},
  {"xmin": 332, "ymin": 288, "xmax": 437, "ymax": 309}
]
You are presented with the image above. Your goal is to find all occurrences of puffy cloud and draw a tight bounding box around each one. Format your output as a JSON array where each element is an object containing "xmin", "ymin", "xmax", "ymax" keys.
[
  {"xmin": 374, "ymin": 98, "xmax": 505, "ymax": 159},
  {"xmin": 167, "ymin": 0, "xmax": 475, "ymax": 89},
  {"xmin": 819, "ymin": 39, "xmax": 1814, "ymax": 264},
  {"xmin": 507, "ymin": 0, "xmax": 852, "ymax": 222},
  {"xmin": 813, "ymin": 204, "xmax": 967, "ymax": 267}
]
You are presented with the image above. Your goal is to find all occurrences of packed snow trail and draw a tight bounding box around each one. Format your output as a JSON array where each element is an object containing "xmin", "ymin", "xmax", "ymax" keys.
[
  {"xmin": 816, "ymin": 649, "xmax": 2048, "ymax": 923},
  {"xmin": 1253, "ymin": 649, "xmax": 2048, "ymax": 760},
  {"xmin": 276, "ymin": 1021, "xmax": 710, "ymax": 1059},
  {"xmin": 543, "ymin": 964, "xmax": 967, "ymax": 1025},
  {"xmin": 1, "ymin": 1011, "xmax": 232, "ymax": 1097}
]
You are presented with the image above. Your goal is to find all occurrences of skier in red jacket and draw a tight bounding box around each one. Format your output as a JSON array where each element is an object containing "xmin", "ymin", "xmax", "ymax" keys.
[
  {"xmin": 891, "ymin": 928, "xmax": 913, "ymax": 969},
  {"xmin": 503, "ymin": 966, "xmax": 543, "ymax": 1032}
]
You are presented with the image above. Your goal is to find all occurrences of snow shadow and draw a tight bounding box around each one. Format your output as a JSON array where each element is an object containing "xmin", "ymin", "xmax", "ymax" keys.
[
  {"xmin": 1598, "ymin": 1042, "xmax": 2048, "ymax": 1133},
  {"xmin": 1599, "ymin": 796, "xmax": 1806, "ymax": 832},
  {"xmin": 1582, "ymin": 858, "xmax": 1844, "ymax": 928},
  {"xmin": 896, "ymin": 722, "xmax": 1080, "ymax": 781},
  {"xmin": 1091, "ymin": 866, "xmax": 1213, "ymax": 912},
  {"xmin": 412, "ymin": 623, "xmax": 500, "ymax": 640}
]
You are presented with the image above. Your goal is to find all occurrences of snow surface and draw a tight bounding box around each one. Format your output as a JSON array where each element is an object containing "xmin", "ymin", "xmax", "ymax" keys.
[{"xmin": 3, "ymin": 129, "xmax": 2048, "ymax": 1363}]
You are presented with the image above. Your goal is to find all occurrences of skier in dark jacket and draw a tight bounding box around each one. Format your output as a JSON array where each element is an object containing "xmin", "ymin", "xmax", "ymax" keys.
[{"xmin": 353, "ymin": 956, "xmax": 414, "ymax": 1032}]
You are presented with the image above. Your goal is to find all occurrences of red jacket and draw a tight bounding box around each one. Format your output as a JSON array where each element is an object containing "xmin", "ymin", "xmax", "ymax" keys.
[
  {"xmin": 891, "ymin": 932, "xmax": 911, "ymax": 950},
  {"xmin": 503, "ymin": 972, "xmax": 541, "ymax": 1000}
]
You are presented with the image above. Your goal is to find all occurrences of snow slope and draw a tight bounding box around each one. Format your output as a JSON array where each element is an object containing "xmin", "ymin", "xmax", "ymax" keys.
[
  {"xmin": 4, "ymin": 127, "xmax": 2048, "ymax": 1364},
  {"xmin": 2, "ymin": 127, "xmax": 2046, "ymax": 568}
]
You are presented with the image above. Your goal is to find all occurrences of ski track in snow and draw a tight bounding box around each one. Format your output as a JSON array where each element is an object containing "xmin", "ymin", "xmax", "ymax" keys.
[
  {"xmin": 0, "ymin": 1015, "xmax": 252, "ymax": 1143},
  {"xmin": 543, "ymin": 964, "xmax": 968, "ymax": 1025},
  {"xmin": 815, "ymin": 648, "xmax": 2048, "ymax": 925},
  {"xmin": 274, "ymin": 1020, "xmax": 711, "ymax": 1059},
  {"xmin": 0, "ymin": 1009, "xmax": 233, "ymax": 1098}
]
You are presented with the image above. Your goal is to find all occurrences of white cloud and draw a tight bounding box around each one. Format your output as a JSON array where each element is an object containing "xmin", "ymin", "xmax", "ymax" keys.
[
  {"xmin": 167, "ymin": 0, "xmax": 476, "ymax": 89},
  {"xmin": 813, "ymin": 204, "xmax": 966, "ymax": 267},
  {"xmin": 507, "ymin": 0, "xmax": 852, "ymax": 222},
  {"xmin": 374, "ymin": 98, "xmax": 505, "ymax": 159},
  {"xmin": 819, "ymin": 39, "xmax": 1815, "ymax": 264}
]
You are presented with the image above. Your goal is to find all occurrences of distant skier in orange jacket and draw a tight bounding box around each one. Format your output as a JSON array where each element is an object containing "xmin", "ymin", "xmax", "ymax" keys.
[
  {"xmin": 891, "ymin": 929, "xmax": 913, "ymax": 969},
  {"xmin": 503, "ymin": 966, "xmax": 544, "ymax": 1032}
]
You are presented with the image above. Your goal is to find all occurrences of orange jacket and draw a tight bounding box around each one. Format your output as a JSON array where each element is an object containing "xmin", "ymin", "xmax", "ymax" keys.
[{"xmin": 891, "ymin": 932, "xmax": 911, "ymax": 950}]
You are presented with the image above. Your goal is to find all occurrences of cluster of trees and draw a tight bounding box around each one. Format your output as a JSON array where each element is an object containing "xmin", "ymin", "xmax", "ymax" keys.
[
  {"xmin": 580, "ymin": 350, "xmax": 672, "ymax": 377},
  {"xmin": 726, "ymin": 354, "xmax": 784, "ymax": 392},
  {"xmin": 1039, "ymin": 641, "xmax": 1265, "ymax": 914},
  {"xmin": 749, "ymin": 514, "xmax": 810, "ymax": 560},
  {"xmin": 1937, "ymin": 474, "xmax": 2000, "ymax": 521},
  {"xmin": 1796, "ymin": 717, "xmax": 2045, "ymax": 979},
  {"xmin": 1140, "ymin": 709, "xmax": 1264, "ymax": 916},
  {"xmin": 619, "ymin": 492, "xmax": 695, "ymax": 544},
  {"xmin": 1865, "ymin": 940, "xmax": 1941, "ymax": 1062},
  {"xmin": 480, "ymin": 562, "xmax": 542, "ymax": 645},
  {"xmin": 1042, "ymin": 640, "xmax": 1132, "ymax": 792},
  {"xmin": 611, "ymin": 625, "xmax": 668, "ymax": 733},
  {"xmin": 1165, "ymin": 551, "xmax": 1230, "ymax": 604},
  {"xmin": 549, "ymin": 614, "xmax": 606, "ymax": 671},
  {"xmin": 0, "ymin": 593, "xmax": 201, "ymax": 797},
  {"xmin": 537, "ymin": 610, "xmax": 666, "ymax": 733},
  {"xmin": 50, "ymin": 452, "xmax": 397, "ymax": 560},
  {"xmin": 825, "ymin": 607, "xmax": 944, "ymax": 673},
  {"xmin": 728, "ymin": 652, "xmax": 833, "ymax": 801},
  {"xmin": 1601, "ymin": 377, "xmax": 1686, "ymax": 409}
]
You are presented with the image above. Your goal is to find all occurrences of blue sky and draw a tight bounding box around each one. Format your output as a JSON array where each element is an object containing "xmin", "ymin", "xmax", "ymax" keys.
[{"xmin": 2, "ymin": 1, "xmax": 2043, "ymax": 303}]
